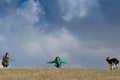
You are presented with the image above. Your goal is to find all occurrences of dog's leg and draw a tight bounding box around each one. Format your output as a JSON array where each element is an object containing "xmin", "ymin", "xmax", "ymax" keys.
[
  {"xmin": 111, "ymin": 63, "xmax": 116, "ymax": 70},
  {"xmin": 116, "ymin": 64, "xmax": 119, "ymax": 69},
  {"xmin": 109, "ymin": 64, "xmax": 112, "ymax": 70}
]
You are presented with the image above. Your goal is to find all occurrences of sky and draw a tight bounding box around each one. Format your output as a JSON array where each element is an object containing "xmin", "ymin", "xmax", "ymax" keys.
[{"xmin": 0, "ymin": 0, "xmax": 120, "ymax": 68}]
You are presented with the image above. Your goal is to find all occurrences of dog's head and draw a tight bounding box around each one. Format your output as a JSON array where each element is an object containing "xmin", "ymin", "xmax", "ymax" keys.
[{"xmin": 106, "ymin": 57, "xmax": 111, "ymax": 62}]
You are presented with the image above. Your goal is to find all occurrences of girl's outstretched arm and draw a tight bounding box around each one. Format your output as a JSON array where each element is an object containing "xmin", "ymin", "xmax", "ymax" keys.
[
  {"xmin": 60, "ymin": 60, "xmax": 67, "ymax": 64},
  {"xmin": 47, "ymin": 60, "xmax": 56, "ymax": 64}
]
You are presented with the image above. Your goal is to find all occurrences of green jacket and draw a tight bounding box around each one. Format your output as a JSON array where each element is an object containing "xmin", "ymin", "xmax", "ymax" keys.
[{"xmin": 47, "ymin": 60, "xmax": 67, "ymax": 64}]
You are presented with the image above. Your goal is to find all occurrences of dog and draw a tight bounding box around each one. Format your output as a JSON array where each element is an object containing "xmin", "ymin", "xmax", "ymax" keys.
[{"xmin": 106, "ymin": 57, "xmax": 119, "ymax": 70}]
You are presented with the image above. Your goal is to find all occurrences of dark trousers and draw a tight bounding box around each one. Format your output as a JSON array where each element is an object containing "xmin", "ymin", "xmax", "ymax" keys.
[
  {"xmin": 2, "ymin": 61, "xmax": 9, "ymax": 68},
  {"xmin": 55, "ymin": 63, "xmax": 61, "ymax": 68}
]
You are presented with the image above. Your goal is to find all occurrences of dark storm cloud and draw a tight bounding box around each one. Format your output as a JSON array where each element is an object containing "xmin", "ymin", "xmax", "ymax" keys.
[{"xmin": 99, "ymin": 0, "xmax": 120, "ymax": 26}]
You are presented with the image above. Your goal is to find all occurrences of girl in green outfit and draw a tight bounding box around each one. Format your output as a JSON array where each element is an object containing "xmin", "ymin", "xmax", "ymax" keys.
[{"xmin": 47, "ymin": 56, "xmax": 67, "ymax": 68}]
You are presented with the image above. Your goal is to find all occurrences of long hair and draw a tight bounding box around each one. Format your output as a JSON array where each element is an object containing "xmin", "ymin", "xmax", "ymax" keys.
[{"xmin": 5, "ymin": 53, "xmax": 10, "ymax": 62}]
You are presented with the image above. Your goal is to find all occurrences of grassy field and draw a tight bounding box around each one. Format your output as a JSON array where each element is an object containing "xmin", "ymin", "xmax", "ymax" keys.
[{"xmin": 0, "ymin": 68, "xmax": 120, "ymax": 80}]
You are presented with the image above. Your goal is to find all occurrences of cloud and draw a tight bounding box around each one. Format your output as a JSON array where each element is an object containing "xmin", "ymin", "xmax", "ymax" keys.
[
  {"xmin": 59, "ymin": 0, "xmax": 99, "ymax": 21},
  {"xmin": 39, "ymin": 28, "xmax": 79, "ymax": 56},
  {"xmin": 0, "ymin": 0, "xmax": 12, "ymax": 4},
  {"xmin": 0, "ymin": 0, "xmax": 80, "ymax": 67},
  {"xmin": 17, "ymin": 0, "xmax": 44, "ymax": 24},
  {"xmin": 5, "ymin": 0, "xmax": 12, "ymax": 4},
  {"xmin": 0, "ymin": 0, "xmax": 120, "ymax": 68},
  {"xmin": 0, "ymin": 34, "xmax": 6, "ymax": 42},
  {"xmin": 0, "ymin": 0, "xmax": 43, "ymax": 67}
]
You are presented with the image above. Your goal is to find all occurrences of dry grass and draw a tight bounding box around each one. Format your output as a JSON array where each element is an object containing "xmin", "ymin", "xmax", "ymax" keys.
[{"xmin": 0, "ymin": 68, "xmax": 120, "ymax": 80}]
